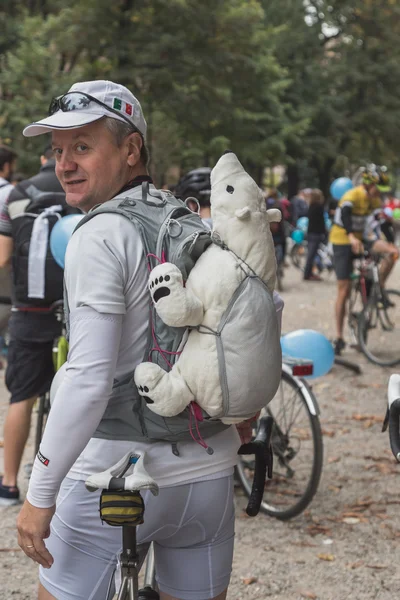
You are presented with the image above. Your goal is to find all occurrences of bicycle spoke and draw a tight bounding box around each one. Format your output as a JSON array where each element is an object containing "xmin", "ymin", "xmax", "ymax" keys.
[
  {"xmin": 358, "ymin": 289, "xmax": 400, "ymax": 366},
  {"xmin": 236, "ymin": 371, "xmax": 323, "ymax": 520}
]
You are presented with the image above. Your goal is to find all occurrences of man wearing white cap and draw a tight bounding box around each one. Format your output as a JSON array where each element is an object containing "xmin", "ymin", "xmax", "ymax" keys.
[{"xmin": 16, "ymin": 80, "xmax": 240, "ymax": 600}]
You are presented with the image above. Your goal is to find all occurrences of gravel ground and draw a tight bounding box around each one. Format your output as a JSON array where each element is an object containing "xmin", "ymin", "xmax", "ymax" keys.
[{"xmin": 1, "ymin": 261, "xmax": 400, "ymax": 600}]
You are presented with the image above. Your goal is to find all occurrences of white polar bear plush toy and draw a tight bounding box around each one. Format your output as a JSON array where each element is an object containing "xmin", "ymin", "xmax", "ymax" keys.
[{"xmin": 134, "ymin": 152, "xmax": 282, "ymax": 423}]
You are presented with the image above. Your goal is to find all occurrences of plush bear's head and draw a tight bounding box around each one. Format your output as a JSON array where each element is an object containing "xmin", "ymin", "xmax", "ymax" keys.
[
  {"xmin": 209, "ymin": 152, "xmax": 280, "ymax": 290},
  {"xmin": 210, "ymin": 152, "xmax": 263, "ymax": 220}
]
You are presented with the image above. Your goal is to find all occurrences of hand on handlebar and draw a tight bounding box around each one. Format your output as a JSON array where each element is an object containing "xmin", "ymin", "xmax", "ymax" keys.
[{"xmin": 236, "ymin": 411, "xmax": 261, "ymax": 444}]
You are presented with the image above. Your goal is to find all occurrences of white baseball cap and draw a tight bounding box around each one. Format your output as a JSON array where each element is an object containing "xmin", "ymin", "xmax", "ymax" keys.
[{"xmin": 23, "ymin": 80, "xmax": 147, "ymax": 139}]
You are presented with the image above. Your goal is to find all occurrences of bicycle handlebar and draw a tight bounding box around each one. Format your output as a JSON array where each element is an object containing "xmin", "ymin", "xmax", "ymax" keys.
[
  {"xmin": 237, "ymin": 415, "xmax": 274, "ymax": 517},
  {"xmin": 385, "ymin": 374, "xmax": 400, "ymax": 462}
]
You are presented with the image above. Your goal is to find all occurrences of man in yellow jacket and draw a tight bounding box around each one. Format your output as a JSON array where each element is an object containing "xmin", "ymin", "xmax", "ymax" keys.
[{"xmin": 330, "ymin": 167, "xmax": 399, "ymax": 355}]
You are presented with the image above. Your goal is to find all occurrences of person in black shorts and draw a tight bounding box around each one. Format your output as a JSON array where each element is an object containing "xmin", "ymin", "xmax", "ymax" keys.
[{"xmin": 0, "ymin": 147, "xmax": 65, "ymax": 506}]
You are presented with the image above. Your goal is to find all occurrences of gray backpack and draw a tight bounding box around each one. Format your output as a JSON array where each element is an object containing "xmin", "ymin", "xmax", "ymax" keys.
[{"xmin": 65, "ymin": 182, "xmax": 230, "ymax": 451}]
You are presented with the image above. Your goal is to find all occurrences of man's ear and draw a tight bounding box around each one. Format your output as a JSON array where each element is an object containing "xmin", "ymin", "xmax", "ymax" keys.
[{"xmin": 126, "ymin": 132, "xmax": 143, "ymax": 167}]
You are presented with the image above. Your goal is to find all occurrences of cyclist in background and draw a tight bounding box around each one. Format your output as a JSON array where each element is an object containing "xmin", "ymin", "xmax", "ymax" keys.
[
  {"xmin": 174, "ymin": 167, "xmax": 212, "ymax": 227},
  {"xmin": 0, "ymin": 146, "xmax": 67, "ymax": 506},
  {"xmin": 0, "ymin": 145, "xmax": 18, "ymax": 212},
  {"xmin": 265, "ymin": 188, "xmax": 286, "ymax": 268},
  {"xmin": 304, "ymin": 189, "xmax": 326, "ymax": 282},
  {"xmin": 291, "ymin": 188, "xmax": 310, "ymax": 224},
  {"xmin": 329, "ymin": 166, "xmax": 399, "ymax": 355}
]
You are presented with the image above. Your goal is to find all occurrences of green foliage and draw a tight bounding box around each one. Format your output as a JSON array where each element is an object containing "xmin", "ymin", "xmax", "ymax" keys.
[{"xmin": 1, "ymin": 0, "xmax": 400, "ymax": 190}]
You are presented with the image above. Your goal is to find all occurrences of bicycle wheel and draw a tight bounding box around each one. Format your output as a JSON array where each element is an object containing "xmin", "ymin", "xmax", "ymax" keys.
[
  {"xmin": 357, "ymin": 289, "xmax": 400, "ymax": 367},
  {"xmin": 34, "ymin": 393, "xmax": 50, "ymax": 456},
  {"xmin": 236, "ymin": 368, "xmax": 323, "ymax": 520},
  {"xmin": 290, "ymin": 243, "xmax": 307, "ymax": 271}
]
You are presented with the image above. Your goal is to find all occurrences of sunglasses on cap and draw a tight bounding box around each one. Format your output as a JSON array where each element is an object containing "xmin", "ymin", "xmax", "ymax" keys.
[{"xmin": 48, "ymin": 92, "xmax": 134, "ymax": 128}]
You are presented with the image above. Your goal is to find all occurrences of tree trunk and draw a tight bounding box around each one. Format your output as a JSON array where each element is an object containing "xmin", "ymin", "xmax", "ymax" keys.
[
  {"xmin": 315, "ymin": 158, "xmax": 335, "ymax": 199},
  {"xmin": 287, "ymin": 162, "xmax": 299, "ymax": 199}
]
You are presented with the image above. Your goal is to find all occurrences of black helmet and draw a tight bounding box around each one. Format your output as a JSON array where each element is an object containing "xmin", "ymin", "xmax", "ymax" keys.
[{"xmin": 174, "ymin": 167, "xmax": 211, "ymax": 207}]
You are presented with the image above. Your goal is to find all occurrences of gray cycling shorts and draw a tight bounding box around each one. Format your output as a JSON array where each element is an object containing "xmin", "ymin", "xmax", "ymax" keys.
[{"xmin": 39, "ymin": 474, "xmax": 235, "ymax": 600}]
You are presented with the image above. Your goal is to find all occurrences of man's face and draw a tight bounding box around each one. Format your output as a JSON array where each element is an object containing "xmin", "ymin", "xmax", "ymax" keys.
[{"xmin": 52, "ymin": 120, "xmax": 132, "ymax": 212}]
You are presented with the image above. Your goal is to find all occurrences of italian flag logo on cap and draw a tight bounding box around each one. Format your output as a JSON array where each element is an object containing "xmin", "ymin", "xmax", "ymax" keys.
[{"xmin": 113, "ymin": 98, "xmax": 133, "ymax": 116}]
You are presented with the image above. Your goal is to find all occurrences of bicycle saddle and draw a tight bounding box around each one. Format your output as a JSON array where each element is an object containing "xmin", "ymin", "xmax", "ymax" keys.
[{"xmin": 85, "ymin": 451, "xmax": 159, "ymax": 496}]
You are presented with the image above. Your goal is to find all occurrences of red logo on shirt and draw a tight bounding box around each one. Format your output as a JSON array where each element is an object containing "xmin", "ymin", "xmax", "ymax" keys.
[{"xmin": 37, "ymin": 450, "xmax": 50, "ymax": 467}]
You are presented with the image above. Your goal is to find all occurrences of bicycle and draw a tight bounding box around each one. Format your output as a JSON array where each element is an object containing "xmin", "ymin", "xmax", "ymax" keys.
[
  {"xmin": 236, "ymin": 356, "xmax": 323, "ymax": 520},
  {"xmin": 85, "ymin": 417, "xmax": 274, "ymax": 600},
  {"xmin": 347, "ymin": 252, "xmax": 400, "ymax": 367},
  {"xmin": 291, "ymin": 237, "xmax": 333, "ymax": 275},
  {"xmin": 383, "ymin": 373, "xmax": 400, "ymax": 461},
  {"xmin": 33, "ymin": 300, "xmax": 67, "ymax": 460}
]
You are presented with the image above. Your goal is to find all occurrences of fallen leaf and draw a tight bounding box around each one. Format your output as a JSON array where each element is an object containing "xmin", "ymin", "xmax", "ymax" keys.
[
  {"xmin": 351, "ymin": 413, "xmax": 382, "ymax": 423},
  {"xmin": 317, "ymin": 553, "xmax": 335, "ymax": 561},
  {"xmin": 321, "ymin": 429, "xmax": 336, "ymax": 438},
  {"xmin": 307, "ymin": 525, "xmax": 332, "ymax": 536},
  {"xmin": 342, "ymin": 517, "xmax": 361, "ymax": 524},
  {"xmin": 241, "ymin": 576, "xmax": 258, "ymax": 585},
  {"xmin": 299, "ymin": 592, "xmax": 318, "ymax": 599},
  {"xmin": 0, "ymin": 548, "xmax": 21, "ymax": 552},
  {"xmin": 292, "ymin": 541, "xmax": 318, "ymax": 548},
  {"xmin": 366, "ymin": 564, "xmax": 387, "ymax": 570},
  {"xmin": 328, "ymin": 456, "xmax": 341, "ymax": 464},
  {"xmin": 334, "ymin": 395, "xmax": 347, "ymax": 403},
  {"xmin": 342, "ymin": 511, "xmax": 365, "ymax": 518},
  {"xmin": 327, "ymin": 485, "xmax": 342, "ymax": 493},
  {"xmin": 348, "ymin": 560, "xmax": 364, "ymax": 569}
]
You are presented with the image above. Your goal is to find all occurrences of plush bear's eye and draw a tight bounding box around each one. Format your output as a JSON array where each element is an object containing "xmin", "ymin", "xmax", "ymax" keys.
[{"xmin": 226, "ymin": 185, "xmax": 234, "ymax": 194}]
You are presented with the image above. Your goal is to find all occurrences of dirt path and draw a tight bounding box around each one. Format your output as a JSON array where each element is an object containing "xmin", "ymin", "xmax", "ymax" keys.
[{"xmin": 1, "ymin": 262, "xmax": 400, "ymax": 600}]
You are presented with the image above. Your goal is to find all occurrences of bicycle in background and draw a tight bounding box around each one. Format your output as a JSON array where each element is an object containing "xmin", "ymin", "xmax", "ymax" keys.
[
  {"xmin": 236, "ymin": 355, "xmax": 323, "ymax": 520},
  {"xmin": 348, "ymin": 252, "xmax": 400, "ymax": 367},
  {"xmin": 383, "ymin": 373, "xmax": 400, "ymax": 461}
]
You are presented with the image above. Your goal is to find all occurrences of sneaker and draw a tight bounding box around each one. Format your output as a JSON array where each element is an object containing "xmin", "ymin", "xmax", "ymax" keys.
[
  {"xmin": 304, "ymin": 274, "xmax": 323, "ymax": 281},
  {"xmin": 333, "ymin": 338, "xmax": 346, "ymax": 356},
  {"xmin": 380, "ymin": 291, "xmax": 395, "ymax": 309},
  {"xmin": 0, "ymin": 476, "xmax": 20, "ymax": 506}
]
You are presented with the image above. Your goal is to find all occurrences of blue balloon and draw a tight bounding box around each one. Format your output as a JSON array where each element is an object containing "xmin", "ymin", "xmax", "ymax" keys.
[
  {"xmin": 50, "ymin": 214, "xmax": 84, "ymax": 268},
  {"xmin": 296, "ymin": 216, "xmax": 309, "ymax": 232},
  {"xmin": 281, "ymin": 329, "xmax": 334, "ymax": 379},
  {"xmin": 330, "ymin": 177, "xmax": 353, "ymax": 201},
  {"xmin": 324, "ymin": 213, "xmax": 332, "ymax": 231},
  {"xmin": 291, "ymin": 229, "xmax": 305, "ymax": 244}
]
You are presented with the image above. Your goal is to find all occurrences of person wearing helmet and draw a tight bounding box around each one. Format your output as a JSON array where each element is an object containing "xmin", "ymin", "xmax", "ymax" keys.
[
  {"xmin": 174, "ymin": 167, "xmax": 212, "ymax": 226},
  {"xmin": 329, "ymin": 165, "xmax": 399, "ymax": 355}
]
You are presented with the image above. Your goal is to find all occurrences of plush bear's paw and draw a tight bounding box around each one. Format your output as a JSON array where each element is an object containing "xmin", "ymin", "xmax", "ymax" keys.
[
  {"xmin": 266, "ymin": 208, "xmax": 282, "ymax": 223},
  {"xmin": 149, "ymin": 263, "xmax": 183, "ymax": 304},
  {"xmin": 134, "ymin": 362, "xmax": 165, "ymax": 406},
  {"xmin": 134, "ymin": 361, "xmax": 193, "ymax": 417},
  {"xmin": 148, "ymin": 263, "xmax": 196, "ymax": 327}
]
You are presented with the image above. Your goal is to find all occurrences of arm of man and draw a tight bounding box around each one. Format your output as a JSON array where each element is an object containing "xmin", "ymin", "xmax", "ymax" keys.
[{"xmin": 17, "ymin": 216, "xmax": 132, "ymax": 567}]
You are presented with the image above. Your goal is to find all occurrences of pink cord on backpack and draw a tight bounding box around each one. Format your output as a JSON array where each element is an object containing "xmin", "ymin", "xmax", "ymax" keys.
[
  {"xmin": 189, "ymin": 401, "xmax": 209, "ymax": 450},
  {"xmin": 145, "ymin": 250, "xmax": 208, "ymax": 452}
]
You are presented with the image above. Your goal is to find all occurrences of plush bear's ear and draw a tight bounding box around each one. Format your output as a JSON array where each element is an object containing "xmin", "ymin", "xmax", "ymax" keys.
[
  {"xmin": 266, "ymin": 208, "xmax": 282, "ymax": 223},
  {"xmin": 235, "ymin": 206, "xmax": 251, "ymax": 220}
]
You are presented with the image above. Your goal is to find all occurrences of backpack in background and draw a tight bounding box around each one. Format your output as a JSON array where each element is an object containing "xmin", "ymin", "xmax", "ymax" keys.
[{"xmin": 10, "ymin": 184, "xmax": 80, "ymax": 307}]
